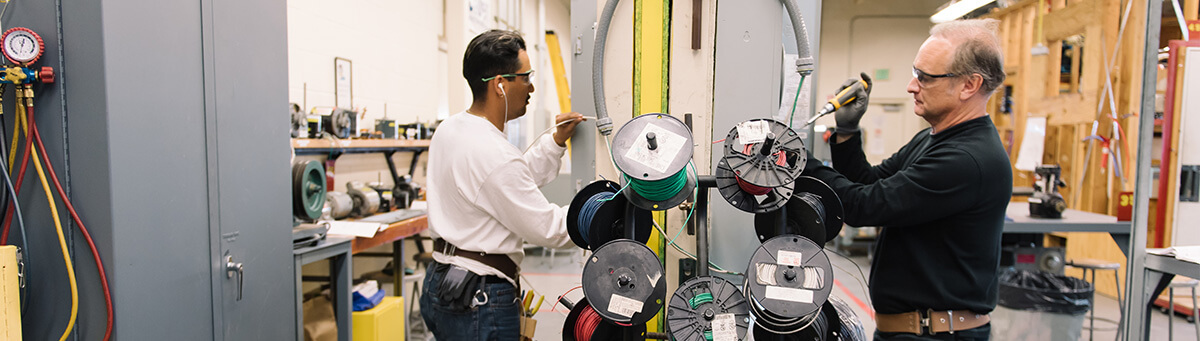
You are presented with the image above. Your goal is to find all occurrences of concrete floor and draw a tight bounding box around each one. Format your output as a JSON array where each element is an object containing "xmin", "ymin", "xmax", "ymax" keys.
[{"xmin": 401, "ymin": 246, "xmax": 1200, "ymax": 340}]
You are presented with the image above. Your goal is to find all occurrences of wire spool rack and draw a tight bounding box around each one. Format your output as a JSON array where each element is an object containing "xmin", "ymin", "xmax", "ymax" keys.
[
  {"xmin": 716, "ymin": 119, "xmax": 807, "ymax": 214},
  {"xmin": 610, "ymin": 113, "xmax": 697, "ymax": 210},
  {"xmin": 566, "ymin": 180, "xmax": 653, "ymax": 250},
  {"xmin": 666, "ymin": 276, "xmax": 751, "ymax": 341},
  {"xmin": 753, "ymin": 176, "xmax": 844, "ymax": 244},
  {"xmin": 580, "ymin": 239, "xmax": 668, "ymax": 327},
  {"xmin": 292, "ymin": 160, "xmax": 327, "ymax": 221},
  {"xmin": 744, "ymin": 235, "xmax": 834, "ymax": 337}
]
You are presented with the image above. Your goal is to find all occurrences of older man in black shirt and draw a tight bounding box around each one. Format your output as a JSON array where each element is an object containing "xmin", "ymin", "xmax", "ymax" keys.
[{"xmin": 804, "ymin": 19, "xmax": 1012, "ymax": 340}]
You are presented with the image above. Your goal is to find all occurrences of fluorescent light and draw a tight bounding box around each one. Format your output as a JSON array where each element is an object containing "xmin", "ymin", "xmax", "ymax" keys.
[{"xmin": 931, "ymin": 0, "xmax": 997, "ymax": 23}]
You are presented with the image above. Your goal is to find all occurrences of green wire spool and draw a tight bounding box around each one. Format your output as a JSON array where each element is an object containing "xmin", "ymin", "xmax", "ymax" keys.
[
  {"xmin": 292, "ymin": 160, "xmax": 327, "ymax": 221},
  {"xmin": 666, "ymin": 276, "xmax": 750, "ymax": 341},
  {"xmin": 610, "ymin": 113, "xmax": 697, "ymax": 210}
]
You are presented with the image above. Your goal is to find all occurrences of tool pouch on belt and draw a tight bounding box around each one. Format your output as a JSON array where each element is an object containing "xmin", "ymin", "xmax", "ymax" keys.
[{"xmin": 437, "ymin": 264, "xmax": 480, "ymax": 310}]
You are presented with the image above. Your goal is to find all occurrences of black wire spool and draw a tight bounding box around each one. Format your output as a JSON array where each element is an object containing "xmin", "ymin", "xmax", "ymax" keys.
[
  {"xmin": 666, "ymin": 276, "xmax": 751, "ymax": 341},
  {"xmin": 562, "ymin": 297, "xmax": 647, "ymax": 341},
  {"xmin": 715, "ymin": 157, "xmax": 794, "ymax": 213},
  {"xmin": 721, "ymin": 119, "xmax": 807, "ymax": 190},
  {"xmin": 610, "ymin": 113, "xmax": 697, "ymax": 210},
  {"xmin": 292, "ymin": 160, "xmax": 326, "ymax": 221},
  {"xmin": 753, "ymin": 176, "xmax": 844, "ymax": 244},
  {"xmin": 744, "ymin": 235, "xmax": 834, "ymax": 335},
  {"xmin": 566, "ymin": 180, "xmax": 653, "ymax": 249},
  {"xmin": 582, "ymin": 239, "xmax": 668, "ymax": 326}
]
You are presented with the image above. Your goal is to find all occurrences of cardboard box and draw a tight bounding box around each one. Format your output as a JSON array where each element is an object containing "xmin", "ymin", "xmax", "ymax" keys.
[{"xmin": 351, "ymin": 296, "xmax": 403, "ymax": 341}]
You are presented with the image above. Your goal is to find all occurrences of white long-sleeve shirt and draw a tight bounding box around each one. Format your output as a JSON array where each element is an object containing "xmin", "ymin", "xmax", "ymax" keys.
[{"xmin": 426, "ymin": 112, "xmax": 573, "ymax": 284}]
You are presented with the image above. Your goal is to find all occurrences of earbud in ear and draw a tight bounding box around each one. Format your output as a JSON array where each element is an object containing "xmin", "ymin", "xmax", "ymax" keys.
[{"xmin": 498, "ymin": 83, "xmax": 506, "ymax": 96}]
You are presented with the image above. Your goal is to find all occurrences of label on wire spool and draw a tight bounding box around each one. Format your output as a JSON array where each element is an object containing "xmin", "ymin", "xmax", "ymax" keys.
[
  {"xmin": 608, "ymin": 293, "xmax": 645, "ymax": 318},
  {"xmin": 776, "ymin": 250, "xmax": 804, "ymax": 266},
  {"xmin": 711, "ymin": 313, "xmax": 738, "ymax": 341},
  {"xmin": 736, "ymin": 121, "xmax": 770, "ymax": 145},
  {"xmin": 765, "ymin": 286, "xmax": 815, "ymax": 304},
  {"xmin": 624, "ymin": 123, "xmax": 688, "ymax": 173}
]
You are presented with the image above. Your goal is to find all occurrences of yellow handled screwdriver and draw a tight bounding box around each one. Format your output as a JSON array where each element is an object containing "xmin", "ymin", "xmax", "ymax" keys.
[{"xmin": 804, "ymin": 74, "xmax": 871, "ymax": 127}]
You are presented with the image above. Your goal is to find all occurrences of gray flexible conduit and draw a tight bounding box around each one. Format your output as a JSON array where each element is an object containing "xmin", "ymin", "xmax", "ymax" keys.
[{"xmin": 591, "ymin": 0, "xmax": 814, "ymax": 135}]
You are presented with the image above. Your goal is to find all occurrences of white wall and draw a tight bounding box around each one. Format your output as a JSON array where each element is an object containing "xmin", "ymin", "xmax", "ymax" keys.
[{"xmin": 815, "ymin": 0, "xmax": 945, "ymax": 163}]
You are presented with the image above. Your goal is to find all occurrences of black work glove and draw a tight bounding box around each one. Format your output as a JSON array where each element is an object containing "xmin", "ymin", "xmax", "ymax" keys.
[{"xmin": 834, "ymin": 72, "xmax": 873, "ymax": 134}]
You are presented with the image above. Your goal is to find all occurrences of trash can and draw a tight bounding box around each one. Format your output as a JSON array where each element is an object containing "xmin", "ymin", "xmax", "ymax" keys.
[{"xmin": 991, "ymin": 268, "xmax": 1093, "ymax": 340}]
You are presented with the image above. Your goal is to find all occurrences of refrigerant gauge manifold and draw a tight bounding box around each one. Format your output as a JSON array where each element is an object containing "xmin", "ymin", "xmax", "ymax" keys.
[{"xmin": 2, "ymin": 27, "xmax": 44, "ymax": 65}]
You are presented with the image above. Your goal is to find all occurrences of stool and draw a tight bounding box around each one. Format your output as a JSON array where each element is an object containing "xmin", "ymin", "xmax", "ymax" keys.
[
  {"xmin": 1165, "ymin": 276, "xmax": 1200, "ymax": 341},
  {"xmin": 1067, "ymin": 258, "xmax": 1124, "ymax": 341}
]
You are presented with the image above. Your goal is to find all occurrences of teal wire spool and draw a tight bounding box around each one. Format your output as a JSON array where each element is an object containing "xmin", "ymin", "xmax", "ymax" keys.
[
  {"xmin": 610, "ymin": 113, "xmax": 697, "ymax": 210},
  {"xmin": 566, "ymin": 180, "xmax": 653, "ymax": 249},
  {"xmin": 666, "ymin": 276, "xmax": 751, "ymax": 341}
]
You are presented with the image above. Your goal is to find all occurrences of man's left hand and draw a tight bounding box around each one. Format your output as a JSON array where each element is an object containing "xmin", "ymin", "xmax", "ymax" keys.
[{"xmin": 553, "ymin": 112, "xmax": 585, "ymax": 147}]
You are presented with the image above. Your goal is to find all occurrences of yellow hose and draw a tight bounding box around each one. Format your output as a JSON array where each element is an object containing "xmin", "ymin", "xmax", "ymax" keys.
[
  {"xmin": 7, "ymin": 101, "xmax": 22, "ymax": 170},
  {"xmin": 19, "ymin": 99, "xmax": 78, "ymax": 341}
]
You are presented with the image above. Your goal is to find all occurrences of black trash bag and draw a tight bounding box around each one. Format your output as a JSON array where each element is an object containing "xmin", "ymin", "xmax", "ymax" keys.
[{"xmin": 997, "ymin": 268, "xmax": 1092, "ymax": 316}]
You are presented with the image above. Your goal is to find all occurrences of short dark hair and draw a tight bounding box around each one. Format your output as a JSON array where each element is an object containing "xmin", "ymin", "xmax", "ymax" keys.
[{"xmin": 463, "ymin": 30, "xmax": 526, "ymax": 100}]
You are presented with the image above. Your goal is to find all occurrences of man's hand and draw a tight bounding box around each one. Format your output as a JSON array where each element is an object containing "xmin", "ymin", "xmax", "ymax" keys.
[
  {"xmin": 553, "ymin": 112, "xmax": 585, "ymax": 147},
  {"xmin": 834, "ymin": 72, "xmax": 873, "ymax": 135}
]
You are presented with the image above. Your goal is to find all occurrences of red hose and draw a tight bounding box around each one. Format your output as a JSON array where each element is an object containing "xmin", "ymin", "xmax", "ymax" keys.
[
  {"xmin": 29, "ymin": 106, "xmax": 114, "ymax": 341},
  {"xmin": 0, "ymin": 126, "xmax": 33, "ymax": 244}
]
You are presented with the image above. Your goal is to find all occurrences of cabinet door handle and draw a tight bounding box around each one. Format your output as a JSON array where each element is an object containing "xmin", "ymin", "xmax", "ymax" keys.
[{"xmin": 226, "ymin": 255, "xmax": 244, "ymax": 301}]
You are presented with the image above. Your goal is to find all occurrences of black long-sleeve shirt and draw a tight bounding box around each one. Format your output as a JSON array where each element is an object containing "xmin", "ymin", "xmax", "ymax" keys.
[{"xmin": 803, "ymin": 116, "xmax": 1012, "ymax": 314}]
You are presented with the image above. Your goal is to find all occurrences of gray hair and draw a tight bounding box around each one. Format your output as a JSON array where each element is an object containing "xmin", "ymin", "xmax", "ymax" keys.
[{"xmin": 930, "ymin": 19, "xmax": 1005, "ymax": 96}]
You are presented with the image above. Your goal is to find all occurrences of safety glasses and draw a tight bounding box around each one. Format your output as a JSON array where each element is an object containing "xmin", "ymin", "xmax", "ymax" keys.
[
  {"xmin": 912, "ymin": 66, "xmax": 956, "ymax": 87},
  {"xmin": 482, "ymin": 69, "xmax": 535, "ymax": 84}
]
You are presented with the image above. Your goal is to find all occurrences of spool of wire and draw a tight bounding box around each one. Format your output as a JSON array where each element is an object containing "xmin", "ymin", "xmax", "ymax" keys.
[
  {"xmin": 610, "ymin": 113, "xmax": 697, "ymax": 210},
  {"xmin": 753, "ymin": 176, "xmax": 844, "ymax": 244},
  {"xmin": 566, "ymin": 180, "xmax": 652, "ymax": 249},
  {"xmin": 743, "ymin": 235, "xmax": 833, "ymax": 335},
  {"xmin": 581, "ymin": 239, "xmax": 668, "ymax": 326},
  {"xmin": 666, "ymin": 276, "xmax": 751, "ymax": 341},
  {"xmin": 562, "ymin": 297, "xmax": 647, "ymax": 341},
  {"xmin": 716, "ymin": 119, "xmax": 806, "ymax": 214}
]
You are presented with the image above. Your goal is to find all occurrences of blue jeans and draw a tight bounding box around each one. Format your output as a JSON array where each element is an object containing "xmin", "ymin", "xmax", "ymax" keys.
[
  {"xmin": 420, "ymin": 261, "xmax": 521, "ymax": 340},
  {"xmin": 874, "ymin": 324, "xmax": 990, "ymax": 340}
]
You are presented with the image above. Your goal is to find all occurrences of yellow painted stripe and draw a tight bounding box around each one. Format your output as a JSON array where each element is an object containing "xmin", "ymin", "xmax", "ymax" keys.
[{"xmin": 634, "ymin": 0, "xmax": 670, "ymax": 334}]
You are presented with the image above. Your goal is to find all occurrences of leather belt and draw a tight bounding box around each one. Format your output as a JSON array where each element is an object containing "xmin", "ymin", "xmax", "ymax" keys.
[
  {"xmin": 876, "ymin": 309, "xmax": 990, "ymax": 335},
  {"xmin": 433, "ymin": 238, "xmax": 519, "ymax": 280}
]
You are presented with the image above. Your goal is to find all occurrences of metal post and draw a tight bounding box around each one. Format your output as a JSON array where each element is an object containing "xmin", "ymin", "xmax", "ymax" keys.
[
  {"xmin": 1123, "ymin": 0, "xmax": 1163, "ymax": 339},
  {"xmin": 696, "ymin": 176, "xmax": 716, "ymax": 277}
]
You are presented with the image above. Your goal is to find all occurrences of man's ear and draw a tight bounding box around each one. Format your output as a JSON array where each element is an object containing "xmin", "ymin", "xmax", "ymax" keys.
[{"xmin": 959, "ymin": 74, "xmax": 983, "ymax": 101}]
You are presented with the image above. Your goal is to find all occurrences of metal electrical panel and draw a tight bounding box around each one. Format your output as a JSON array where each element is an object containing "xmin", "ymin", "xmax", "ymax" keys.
[
  {"xmin": 569, "ymin": 0, "xmax": 600, "ymax": 193},
  {"xmin": 709, "ymin": 0, "xmax": 821, "ymax": 280}
]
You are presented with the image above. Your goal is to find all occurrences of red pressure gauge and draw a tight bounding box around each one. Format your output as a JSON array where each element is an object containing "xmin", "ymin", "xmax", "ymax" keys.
[{"xmin": 2, "ymin": 27, "xmax": 44, "ymax": 65}]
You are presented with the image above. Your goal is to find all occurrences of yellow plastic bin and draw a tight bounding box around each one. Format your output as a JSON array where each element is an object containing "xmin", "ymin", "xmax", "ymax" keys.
[{"xmin": 352, "ymin": 296, "xmax": 403, "ymax": 341}]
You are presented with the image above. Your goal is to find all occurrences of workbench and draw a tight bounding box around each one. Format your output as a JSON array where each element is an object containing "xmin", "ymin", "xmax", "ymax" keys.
[
  {"xmin": 1137, "ymin": 254, "xmax": 1200, "ymax": 340},
  {"xmin": 350, "ymin": 213, "xmax": 429, "ymax": 295},
  {"xmin": 295, "ymin": 237, "xmax": 353, "ymax": 341},
  {"xmin": 1003, "ymin": 202, "xmax": 1132, "ymax": 256}
]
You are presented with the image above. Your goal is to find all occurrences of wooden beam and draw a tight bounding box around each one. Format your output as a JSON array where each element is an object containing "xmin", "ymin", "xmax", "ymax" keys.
[
  {"xmin": 1043, "ymin": 0, "xmax": 1097, "ymax": 41},
  {"xmin": 1186, "ymin": 0, "xmax": 1198, "ymax": 21}
]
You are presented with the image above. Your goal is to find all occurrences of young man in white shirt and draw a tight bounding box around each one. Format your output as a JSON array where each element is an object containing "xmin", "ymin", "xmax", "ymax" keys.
[{"xmin": 419, "ymin": 29, "xmax": 583, "ymax": 340}]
